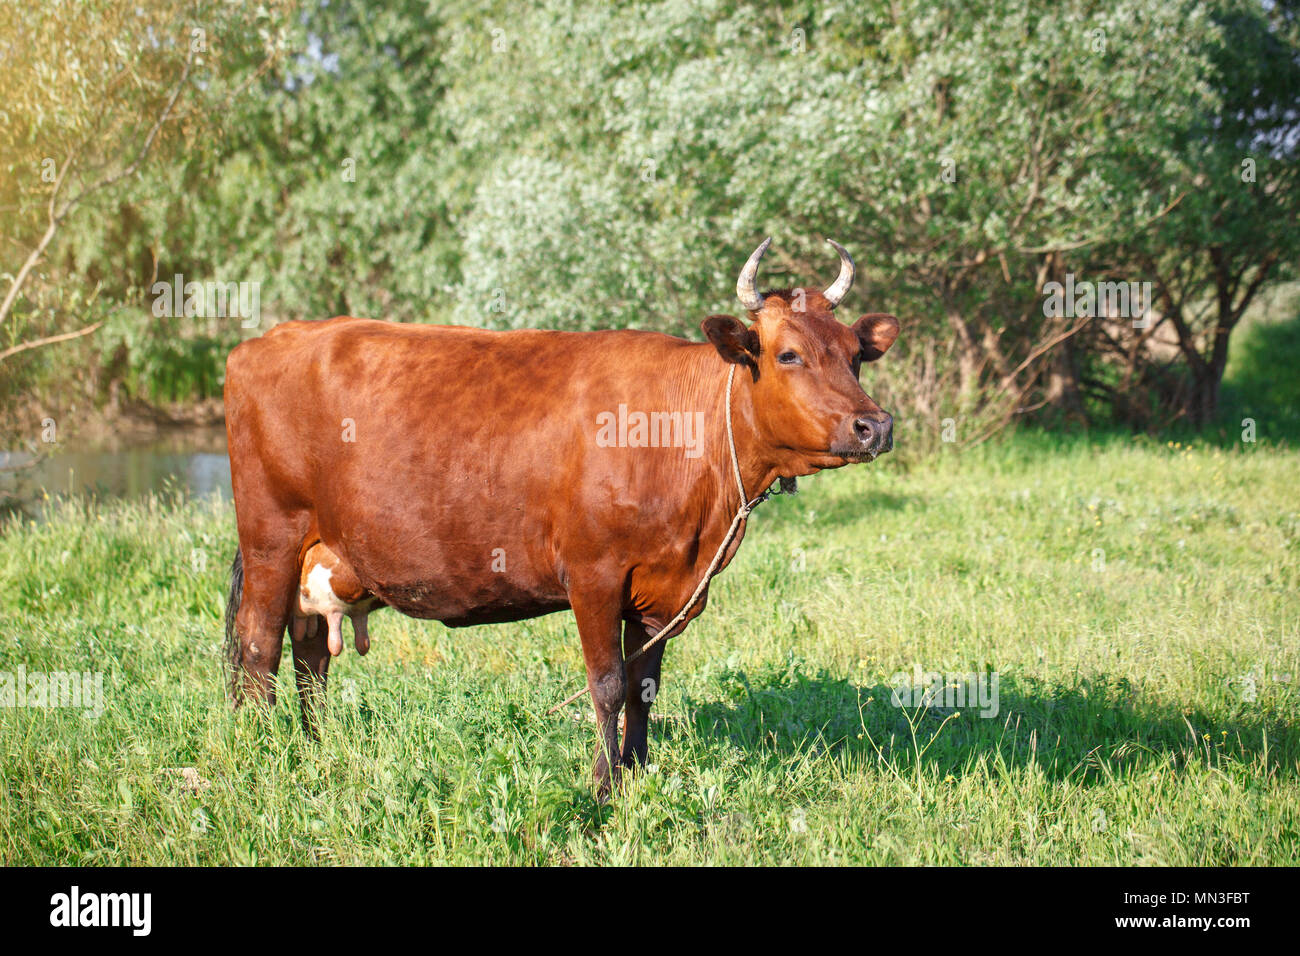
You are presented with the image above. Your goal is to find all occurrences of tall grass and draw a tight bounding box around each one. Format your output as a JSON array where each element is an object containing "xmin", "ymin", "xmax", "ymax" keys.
[{"xmin": 0, "ymin": 434, "xmax": 1296, "ymax": 864}]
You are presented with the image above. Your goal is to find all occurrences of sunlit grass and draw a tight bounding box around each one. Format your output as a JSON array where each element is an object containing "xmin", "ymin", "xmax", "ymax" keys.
[{"xmin": 1, "ymin": 432, "xmax": 1297, "ymax": 864}]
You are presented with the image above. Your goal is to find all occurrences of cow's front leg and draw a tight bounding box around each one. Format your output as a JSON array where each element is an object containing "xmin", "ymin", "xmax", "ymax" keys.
[
  {"xmin": 621, "ymin": 619, "xmax": 666, "ymax": 770},
  {"xmin": 571, "ymin": 590, "xmax": 626, "ymax": 800}
]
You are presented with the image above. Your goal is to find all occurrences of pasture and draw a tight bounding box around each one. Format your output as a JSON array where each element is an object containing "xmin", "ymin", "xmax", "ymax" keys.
[{"xmin": 2, "ymin": 430, "xmax": 1296, "ymax": 865}]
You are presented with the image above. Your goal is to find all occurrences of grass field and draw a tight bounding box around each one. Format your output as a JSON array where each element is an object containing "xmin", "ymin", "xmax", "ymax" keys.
[{"xmin": 1, "ymin": 427, "xmax": 1297, "ymax": 866}]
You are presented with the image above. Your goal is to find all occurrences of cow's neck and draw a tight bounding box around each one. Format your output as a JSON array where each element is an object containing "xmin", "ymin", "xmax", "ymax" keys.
[
  {"xmin": 721, "ymin": 367, "xmax": 784, "ymax": 507},
  {"xmin": 673, "ymin": 346, "xmax": 786, "ymax": 514}
]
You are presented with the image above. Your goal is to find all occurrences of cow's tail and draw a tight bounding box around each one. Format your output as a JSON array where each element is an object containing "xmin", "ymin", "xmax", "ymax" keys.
[{"xmin": 224, "ymin": 546, "xmax": 244, "ymax": 698}]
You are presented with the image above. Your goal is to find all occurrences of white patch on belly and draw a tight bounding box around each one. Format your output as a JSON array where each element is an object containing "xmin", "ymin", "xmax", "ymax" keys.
[{"xmin": 299, "ymin": 564, "xmax": 352, "ymax": 617}]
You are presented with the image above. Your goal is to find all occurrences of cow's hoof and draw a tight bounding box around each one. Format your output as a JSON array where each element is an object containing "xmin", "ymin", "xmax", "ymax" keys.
[{"xmin": 593, "ymin": 764, "xmax": 623, "ymax": 803}]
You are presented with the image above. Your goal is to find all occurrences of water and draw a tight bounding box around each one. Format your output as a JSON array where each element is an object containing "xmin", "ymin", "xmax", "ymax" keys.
[{"xmin": 0, "ymin": 427, "xmax": 231, "ymax": 518}]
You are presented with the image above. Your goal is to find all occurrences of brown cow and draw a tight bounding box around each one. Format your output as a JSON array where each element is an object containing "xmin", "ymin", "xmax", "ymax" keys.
[{"xmin": 223, "ymin": 238, "xmax": 898, "ymax": 796}]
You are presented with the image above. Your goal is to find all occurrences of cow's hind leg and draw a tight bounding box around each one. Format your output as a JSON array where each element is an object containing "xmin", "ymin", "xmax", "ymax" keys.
[
  {"xmin": 571, "ymin": 588, "xmax": 627, "ymax": 800},
  {"xmin": 620, "ymin": 619, "xmax": 666, "ymax": 770},
  {"xmin": 290, "ymin": 613, "xmax": 331, "ymax": 738},
  {"xmin": 230, "ymin": 537, "xmax": 302, "ymax": 711}
]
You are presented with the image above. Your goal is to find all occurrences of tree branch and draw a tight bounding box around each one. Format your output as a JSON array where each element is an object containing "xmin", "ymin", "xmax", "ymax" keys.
[
  {"xmin": 0, "ymin": 46, "xmax": 194, "ymax": 332},
  {"xmin": 0, "ymin": 321, "xmax": 103, "ymax": 363}
]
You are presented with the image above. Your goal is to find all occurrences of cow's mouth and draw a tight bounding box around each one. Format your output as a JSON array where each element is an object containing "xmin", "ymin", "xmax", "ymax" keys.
[
  {"xmin": 826, "ymin": 447, "xmax": 878, "ymax": 465},
  {"xmin": 826, "ymin": 446, "xmax": 881, "ymax": 464}
]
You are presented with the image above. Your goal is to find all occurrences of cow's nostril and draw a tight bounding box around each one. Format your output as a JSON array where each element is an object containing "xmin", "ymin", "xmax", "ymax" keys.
[{"xmin": 853, "ymin": 417, "xmax": 875, "ymax": 443}]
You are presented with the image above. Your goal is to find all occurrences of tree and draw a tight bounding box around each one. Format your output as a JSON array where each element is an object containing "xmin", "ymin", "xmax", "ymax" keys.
[
  {"xmin": 7, "ymin": 0, "xmax": 1295, "ymax": 440},
  {"xmin": 1121, "ymin": 0, "xmax": 1300, "ymax": 425},
  {"xmin": 440, "ymin": 0, "xmax": 1253, "ymax": 441},
  {"xmin": 0, "ymin": 0, "xmax": 291, "ymax": 370}
]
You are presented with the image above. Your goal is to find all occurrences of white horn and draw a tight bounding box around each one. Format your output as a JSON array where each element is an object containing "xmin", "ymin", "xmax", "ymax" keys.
[
  {"xmin": 823, "ymin": 239, "xmax": 855, "ymax": 308},
  {"xmin": 736, "ymin": 237, "xmax": 771, "ymax": 312}
]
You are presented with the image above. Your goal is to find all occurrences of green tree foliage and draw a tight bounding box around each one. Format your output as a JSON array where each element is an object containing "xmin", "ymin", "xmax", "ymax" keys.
[
  {"xmin": 0, "ymin": 0, "xmax": 291, "ymax": 416},
  {"xmin": 215, "ymin": 0, "xmax": 456, "ymax": 322},
  {"xmin": 444, "ymin": 0, "xmax": 1293, "ymax": 435},
  {"xmin": 1094, "ymin": 0, "xmax": 1300, "ymax": 426},
  {"xmin": 4, "ymin": 0, "xmax": 1297, "ymax": 439}
]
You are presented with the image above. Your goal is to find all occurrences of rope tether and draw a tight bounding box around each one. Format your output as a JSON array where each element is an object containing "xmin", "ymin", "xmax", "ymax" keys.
[{"xmin": 547, "ymin": 364, "xmax": 772, "ymax": 715}]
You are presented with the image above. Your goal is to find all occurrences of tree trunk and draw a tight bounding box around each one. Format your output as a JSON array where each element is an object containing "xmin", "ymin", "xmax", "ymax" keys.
[
  {"xmin": 1045, "ymin": 333, "xmax": 1087, "ymax": 423},
  {"xmin": 1189, "ymin": 323, "xmax": 1233, "ymax": 425}
]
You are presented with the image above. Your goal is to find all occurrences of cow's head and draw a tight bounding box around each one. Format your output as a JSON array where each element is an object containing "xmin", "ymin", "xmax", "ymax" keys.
[{"xmin": 702, "ymin": 238, "xmax": 899, "ymax": 474}]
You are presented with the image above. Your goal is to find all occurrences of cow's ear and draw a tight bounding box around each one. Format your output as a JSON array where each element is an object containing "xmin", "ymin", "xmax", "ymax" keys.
[
  {"xmin": 702, "ymin": 315, "xmax": 760, "ymax": 367},
  {"xmin": 852, "ymin": 313, "xmax": 899, "ymax": 362}
]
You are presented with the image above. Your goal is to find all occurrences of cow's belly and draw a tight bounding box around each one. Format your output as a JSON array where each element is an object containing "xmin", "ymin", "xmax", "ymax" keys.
[
  {"xmin": 372, "ymin": 575, "xmax": 569, "ymax": 626},
  {"xmin": 414, "ymin": 598, "xmax": 570, "ymax": 628},
  {"xmin": 323, "ymin": 511, "xmax": 570, "ymax": 627}
]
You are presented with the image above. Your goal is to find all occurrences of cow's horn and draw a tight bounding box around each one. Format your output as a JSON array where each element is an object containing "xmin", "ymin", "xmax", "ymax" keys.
[
  {"xmin": 736, "ymin": 237, "xmax": 771, "ymax": 313},
  {"xmin": 823, "ymin": 239, "xmax": 855, "ymax": 308}
]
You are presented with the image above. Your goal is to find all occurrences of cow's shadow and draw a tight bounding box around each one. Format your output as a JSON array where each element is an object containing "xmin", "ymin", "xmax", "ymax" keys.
[{"xmin": 676, "ymin": 663, "xmax": 1297, "ymax": 784}]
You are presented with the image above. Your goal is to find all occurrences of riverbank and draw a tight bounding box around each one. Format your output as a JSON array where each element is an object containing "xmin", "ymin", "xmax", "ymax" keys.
[
  {"xmin": 2, "ymin": 391, "xmax": 225, "ymax": 450},
  {"xmin": 0, "ymin": 415, "xmax": 230, "ymax": 520}
]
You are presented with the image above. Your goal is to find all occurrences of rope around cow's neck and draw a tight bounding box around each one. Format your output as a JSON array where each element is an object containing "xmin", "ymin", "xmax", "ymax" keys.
[{"xmin": 546, "ymin": 363, "xmax": 772, "ymax": 715}]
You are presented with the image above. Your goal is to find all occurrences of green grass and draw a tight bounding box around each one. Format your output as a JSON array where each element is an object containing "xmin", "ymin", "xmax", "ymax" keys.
[
  {"xmin": 1, "ymin": 432, "xmax": 1297, "ymax": 865},
  {"xmin": 1220, "ymin": 300, "xmax": 1300, "ymax": 444}
]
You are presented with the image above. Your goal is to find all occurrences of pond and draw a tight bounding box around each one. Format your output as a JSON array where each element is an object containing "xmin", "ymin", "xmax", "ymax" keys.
[{"xmin": 0, "ymin": 426, "xmax": 231, "ymax": 519}]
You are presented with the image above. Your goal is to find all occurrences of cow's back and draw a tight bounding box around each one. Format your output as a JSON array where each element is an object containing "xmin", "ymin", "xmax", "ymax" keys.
[{"xmin": 225, "ymin": 318, "xmax": 722, "ymax": 625}]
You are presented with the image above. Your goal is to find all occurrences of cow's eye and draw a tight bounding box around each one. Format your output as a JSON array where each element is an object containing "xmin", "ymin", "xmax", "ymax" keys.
[{"xmin": 778, "ymin": 351, "xmax": 801, "ymax": 365}]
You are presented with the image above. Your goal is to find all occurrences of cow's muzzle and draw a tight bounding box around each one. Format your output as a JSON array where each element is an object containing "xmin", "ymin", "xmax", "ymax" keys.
[{"xmin": 849, "ymin": 412, "xmax": 893, "ymax": 460}]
